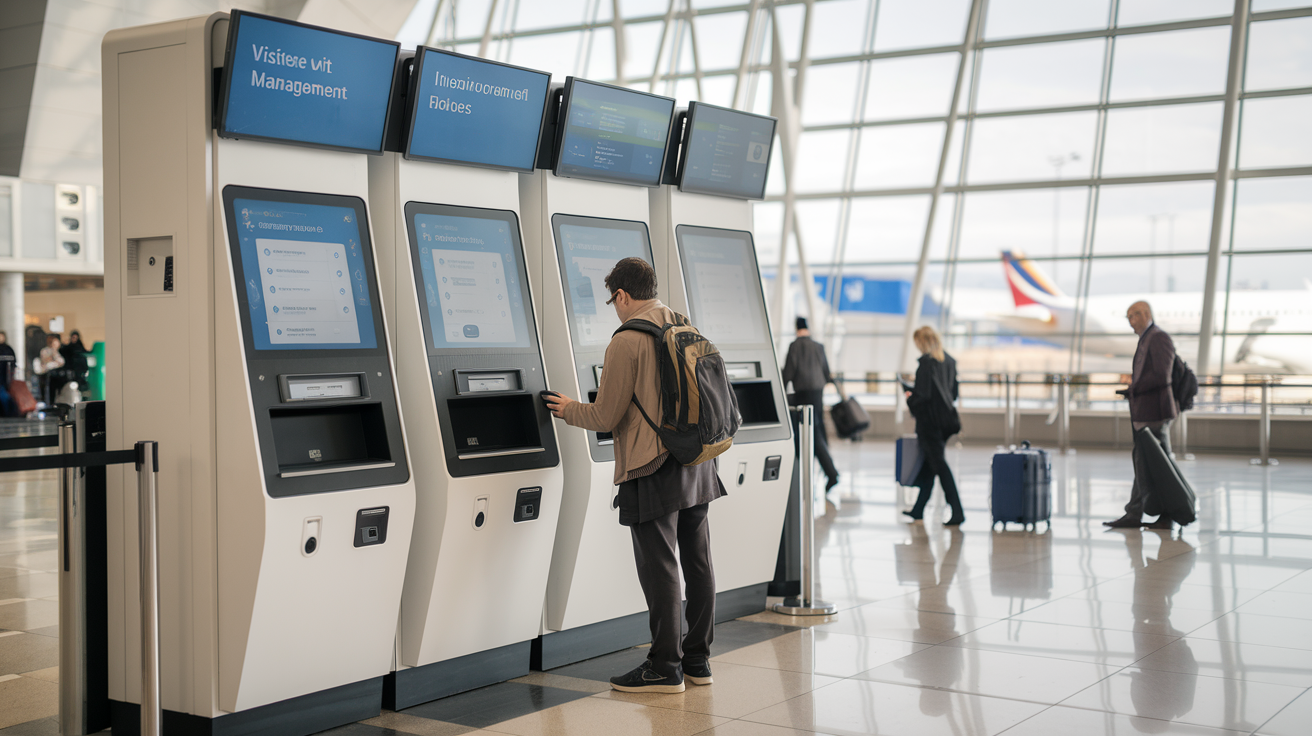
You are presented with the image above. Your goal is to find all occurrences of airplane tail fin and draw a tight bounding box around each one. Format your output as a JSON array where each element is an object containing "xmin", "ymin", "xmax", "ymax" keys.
[{"xmin": 1002, "ymin": 251, "xmax": 1067, "ymax": 308}]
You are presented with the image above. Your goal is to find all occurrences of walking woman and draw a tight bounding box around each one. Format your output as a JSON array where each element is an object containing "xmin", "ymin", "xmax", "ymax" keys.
[{"xmin": 903, "ymin": 326, "xmax": 965, "ymax": 526}]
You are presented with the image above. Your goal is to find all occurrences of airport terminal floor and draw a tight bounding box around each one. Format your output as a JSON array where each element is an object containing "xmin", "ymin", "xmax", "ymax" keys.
[{"xmin": 4, "ymin": 432, "xmax": 1312, "ymax": 735}]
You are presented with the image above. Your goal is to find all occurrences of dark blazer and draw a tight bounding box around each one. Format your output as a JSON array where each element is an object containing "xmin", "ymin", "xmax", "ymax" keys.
[
  {"xmin": 782, "ymin": 336, "xmax": 832, "ymax": 392},
  {"xmin": 907, "ymin": 353, "xmax": 960, "ymax": 436},
  {"xmin": 1128, "ymin": 323, "xmax": 1178, "ymax": 424}
]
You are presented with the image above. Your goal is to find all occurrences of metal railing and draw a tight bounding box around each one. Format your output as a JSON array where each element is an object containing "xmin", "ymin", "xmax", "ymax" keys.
[{"xmin": 0, "ymin": 410, "xmax": 161, "ymax": 736}]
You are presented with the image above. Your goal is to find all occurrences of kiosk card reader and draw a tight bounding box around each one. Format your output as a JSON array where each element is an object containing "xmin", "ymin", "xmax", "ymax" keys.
[
  {"xmin": 651, "ymin": 102, "xmax": 793, "ymax": 611},
  {"xmin": 369, "ymin": 47, "xmax": 563, "ymax": 708},
  {"xmin": 103, "ymin": 11, "xmax": 414, "ymax": 734},
  {"xmin": 521, "ymin": 78, "xmax": 678, "ymax": 668}
]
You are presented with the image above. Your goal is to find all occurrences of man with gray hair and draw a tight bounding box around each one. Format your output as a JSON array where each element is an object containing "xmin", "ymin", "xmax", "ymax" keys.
[{"xmin": 1105, "ymin": 300, "xmax": 1179, "ymax": 530}]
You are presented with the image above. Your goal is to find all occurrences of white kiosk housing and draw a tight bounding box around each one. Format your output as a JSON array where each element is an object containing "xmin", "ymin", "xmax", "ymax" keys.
[
  {"xmin": 650, "ymin": 102, "xmax": 794, "ymax": 604},
  {"xmin": 102, "ymin": 12, "xmax": 414, "ymax": 734},
  {"xmin": 520, "ymin": 78, "xmax": 676, "ymax": 668},
  {"xmin": 368, "ymin": 48, "xmax": 563, "ymax": 708}
]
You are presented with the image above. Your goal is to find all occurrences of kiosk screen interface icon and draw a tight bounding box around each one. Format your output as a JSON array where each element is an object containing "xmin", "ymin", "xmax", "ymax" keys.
[
  {"xmin": 405, "ymin": 49, "xmax": 550, "ymax": 172},
  {"xmin": 226, "ymin": 189, "xmax": 380, "ymax": 351},
  {"xmin": 554, "ymin": 79, "xmax": 675, "ymax": 188},
  {"xmin": 677, "ymin": 102, "xmax": 776, "ymax": 200},
  {"xmin": 407, "ymin": 204, "xmax": 534, "ymax": 351},
  {"xmin": 676, "ymin": 226, "xmax": 770, "ymax": 346},
  {"xmin": 218, "ymin": 11, "xmax": 399, "ymax": 154},
  {"xmin": 551, "ymin": 215, "xmax": 654, "ymax": 348}
]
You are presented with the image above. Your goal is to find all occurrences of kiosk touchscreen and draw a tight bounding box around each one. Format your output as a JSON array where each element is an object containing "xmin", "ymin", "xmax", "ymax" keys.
[
  {"xmin": 650, "ymin": 102, "xmax": 792, "ymax": 608},
  {"xmin": 103, "ymin": 12, "xmax": 414, "ymax": 734},
  {"xmin": 520, "ymin": 78, "xmax": 677, "ymax": 668},
  {"xmin": 369, "ymin": 47, "xmax": 563, "ymax": 708}
]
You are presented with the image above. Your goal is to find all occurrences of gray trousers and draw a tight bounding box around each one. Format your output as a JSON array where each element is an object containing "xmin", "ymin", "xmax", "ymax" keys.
[
  {"xmin": 1125, "ymin": 419, "xmax": 1172, "ymax": 518},
  {"xmin": 630, "ymin": 502, "xmax": 715, "ymax": 677}
]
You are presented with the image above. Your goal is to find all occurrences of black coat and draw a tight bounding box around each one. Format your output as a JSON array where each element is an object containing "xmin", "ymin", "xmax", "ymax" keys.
[{"xmin": 907, "ymin": 353, "xmax": 960, "ymax": 437}]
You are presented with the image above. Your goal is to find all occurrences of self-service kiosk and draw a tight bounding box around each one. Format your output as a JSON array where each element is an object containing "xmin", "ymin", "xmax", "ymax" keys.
[
  {"xmin": 368, "ymin": 48, "xmax": 563, "ymax": 708},
  {"xmin": 519, "ymin": 79, "xmax": 676, "ymax": 668},
  {"xmin": 650, "ymin": 102, "xmax": 794, "ymax": 605},
  {"xmin": 102, "ymin": 12, "xmax": 414, "ymax": 734}
]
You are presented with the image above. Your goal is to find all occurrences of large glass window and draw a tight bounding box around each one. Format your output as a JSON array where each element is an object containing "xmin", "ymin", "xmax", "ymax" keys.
[
  {"xmin": 852, "ymin": 123, "xmax": 945, "ymax": 189},
  {"xmin": 975, "ymin": 40, "xmax": 1105, "ymax": 113},
  {"xmin": 1245, "ymin": 17, "xmax": 1312, "ymax": 91},
  {"xmin": 863, "ymin": 54, "xmax": 960, "ymax": 121},
  {"xmin": 967, "ymin": 111, "xmax": 1098, "ymax": 183},
  {"xmin": 1116, "ymin": 0, "xmax": 1233, "ymax": 26},
  {"xmin": 1238, "ymin": 96, "xmax": 1312, "ymax": 170},
  {"xmin": 1108, "ymin": 27, "xmax": 1231, "ymax": 101},
  {"xmin": 1100, "ymin": 103, "xmax": 1223, "ymax": 176},
  {"xmin": 1093, "ymin": 181, "xmax": 1215, "ymax": 256},
  {"xmin": 984, "ymin": 0, "xmax": 1112, "ymax": 40},
  {"xmin": 1230, "ymin": 176, "xmax": 1312, "ymax": 252}
]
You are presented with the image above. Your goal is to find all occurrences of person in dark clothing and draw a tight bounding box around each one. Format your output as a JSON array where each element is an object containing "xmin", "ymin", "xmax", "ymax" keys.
[
  {"xmin": 781, "ymin": 317, "xmax": 840, "ymax": 491},
  {"xmin": 61, "ymin": 330, "xmax": 89, "ymax": 374},
  {"xmin": 0, "ymin": 331, "xmax": 15, "ymax": 388},
  {"xmin": 546, "ymin": 257, "xmax": 724, "ymax": 694},
  {"xmin": 1105, "ymin": 301, "xmax": 1180, "ymax": 531},
  {"xmin": 903, "ymin": 325, "xmax": 965, "ymax": 526}
]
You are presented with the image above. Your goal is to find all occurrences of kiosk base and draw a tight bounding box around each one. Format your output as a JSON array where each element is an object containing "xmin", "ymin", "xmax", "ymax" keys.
[
  {"xmin": 385, "ymin": 641, "xmax": 531, "ymax": 711},
  {"xmin": 532, "ymin": 584, "xmax": 770, "ymax": 670},
  {"xmin": 108, "ymin": 677, "xmax": 382, "ymax": 736}
]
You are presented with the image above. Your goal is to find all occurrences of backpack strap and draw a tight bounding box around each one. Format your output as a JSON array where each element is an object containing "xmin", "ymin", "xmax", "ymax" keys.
[{"xmin": 614, "ymin": 318, "xmax": 665, "ymax": 339}]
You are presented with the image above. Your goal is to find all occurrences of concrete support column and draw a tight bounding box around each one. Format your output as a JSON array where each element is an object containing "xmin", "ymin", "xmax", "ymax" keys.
[{"xmin": 0, "ymin": 271, "xmax": 24, "ymax": 379}]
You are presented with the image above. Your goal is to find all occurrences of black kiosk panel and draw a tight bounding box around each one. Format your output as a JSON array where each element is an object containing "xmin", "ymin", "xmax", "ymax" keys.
[
  {"xmin": 404, "ymin": 48, "xmax": 551, "ymax": 172},
  {"xmin": 677, "ymin": 225, "xmax": 788, "ymax": 437},
  {"xmin": 223, "ymin": 186, "xmax": 410, "ymax": 496},
  {"xmin": 217, "ymin": 11, "xmax": 399, "ymax": 155},
  {"xmin": 553, "ymin": 79, "xmax": 675, "ymax": 188},
  {"xmin": 551, "ymin": 215, "xmax": 655, "ymax": 460},
  {"xmin": 406, "ymin": 203, "xmax": 559, "ymax": 478},
  {"xmin": 676, "ymin": 102, "xmax": 776, "ymax": 200}
]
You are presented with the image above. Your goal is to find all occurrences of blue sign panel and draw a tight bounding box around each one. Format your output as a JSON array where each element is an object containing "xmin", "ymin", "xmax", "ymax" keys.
[
  {"xmin": 231, "ymin": 195, "xmax": 379, "ymax": 350},
  {"xmin": 219, "ymin": 11, "xmax": 399, "ymax": 154},
  {"xmin": 678, "ymin": 102, "xmax": 776, "ymax": 200},
  {"xmin": 554, "ymin": 79, "xmax": 675, "ymax": 187},
  {"xmin": 405, "ymin": 49, "xmax": 550, "ymax": 172}
]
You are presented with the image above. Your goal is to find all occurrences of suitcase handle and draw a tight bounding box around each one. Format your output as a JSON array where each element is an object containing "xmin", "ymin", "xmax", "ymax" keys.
[{"xmin": 1020, "ymin": 440, "xmax": 1031, "ymax": 449}]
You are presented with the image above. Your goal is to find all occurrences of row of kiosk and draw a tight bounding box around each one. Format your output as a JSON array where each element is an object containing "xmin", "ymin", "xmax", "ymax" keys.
[{"xmin": 101, "ymin": 10, "xmax": 793, "ymax": 734}]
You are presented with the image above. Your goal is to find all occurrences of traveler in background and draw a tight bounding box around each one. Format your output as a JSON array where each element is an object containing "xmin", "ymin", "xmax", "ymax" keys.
[
  {"xmin": 1105, "ymin": 301, "xmax": 1178, "ymax": 530},
  {"xmin": 33, "ymin": 335, "xmax": 65, "ymax": 406},
  {"xmin": 545, "ymin": 257, "xmax": 724, "ymax": 695},
  {"xmin": 0, "ymin": 332, "xmax": 15, "ymax": 417},
  {"xmin": 781, "ymin": 317, "xmax": 840, "ymax": 492},
  {"xmin": 903, "ymin": 325, "xmax": 965, "ymax": 526},
  {"xmin": 61, "ymin": 330, "xmax": 89, "ymax": 375},
  {"xmin": 0, "ymin": 331, "xmax": 15, "ymax": 388}
]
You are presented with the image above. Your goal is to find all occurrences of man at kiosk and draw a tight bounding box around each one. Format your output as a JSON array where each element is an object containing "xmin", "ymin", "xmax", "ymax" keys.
[{"xmin": 545, "ymin": 257, "xmax": 724, "ymax": 694}]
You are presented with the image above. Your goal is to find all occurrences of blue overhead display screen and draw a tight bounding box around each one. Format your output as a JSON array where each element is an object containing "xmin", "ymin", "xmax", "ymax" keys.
[
  {"xmin": 677, "ymin": 227, "xmax": 769, "ymax": 345},
  {"xmin": 679, "ymin": 103, "xmax": 776, "ymax": 200},
  {"xmin": 406, "ymin": 49, "xmax": 550, "ymax": 171},
  {"xmin": 555, "ymin": 79, "xmax": 675, "ymax": 187},
  {"xmin": 228, "ymin": 193, "xmax": 379, "ymax": 351},
  {"xmin": 551, "ymin": 215, "xmax": 654, "ymax": 347},
  {"xmin": 408, "ymin": 206, "xmax": 533, "ymax": 350},
  {"xmin": 219, "ymin": 11, "xmax": 398, "ymax": 153}
]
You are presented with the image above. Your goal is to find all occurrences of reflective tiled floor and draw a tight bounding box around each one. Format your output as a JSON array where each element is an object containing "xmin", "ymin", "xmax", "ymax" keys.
[{"xmin": 3, "ymin": 437, "xmax": 1312, "ymax": 735}]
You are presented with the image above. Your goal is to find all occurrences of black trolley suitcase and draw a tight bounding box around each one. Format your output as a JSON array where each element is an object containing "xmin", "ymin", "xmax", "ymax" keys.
[
  {"xmin": 830, "ymin": 385, "xmax": 870, "ymax": 439},
  {"xmin": 991, "ymin": 441, "xmax": 1052, "ymax": 531}
]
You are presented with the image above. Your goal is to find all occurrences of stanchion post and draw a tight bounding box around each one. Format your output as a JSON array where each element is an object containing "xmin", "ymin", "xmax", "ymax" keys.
[
  {"xmin": 1259, "ymin": 380, "xmax": 1270, "ymax": 466},
  {"xmin": 136, "ymin": 441, "xmax": 162, "ymax": 736},
  {"xmin": 1058, "ymin": 377, "xmax": 1070, "ymax": 454},
  {"xmin": 59, "ymin": 422, "xmax": 86, "ymax": 736},
  {"xmin": 774, "ymin": 406, "xmax": 836, "ymax": 616}
]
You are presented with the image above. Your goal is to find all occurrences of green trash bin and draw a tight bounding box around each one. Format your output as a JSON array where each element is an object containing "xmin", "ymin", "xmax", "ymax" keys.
[{"xmin": 87, "ymin": 341, "xmax": 105, "ymax": 401}]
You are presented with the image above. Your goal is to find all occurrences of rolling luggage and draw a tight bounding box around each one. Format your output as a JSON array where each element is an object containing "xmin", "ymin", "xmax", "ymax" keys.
[
  {"xmin": 991, "ymin": 441, "xmax": 1051, "ymax": 531},
  {"xmin": 830, "ymin": 385, "xmax": 870, "ymax": 439},
  {"xmin": 9, "ymin": 379, "xmax": 36, "ymax": 416}
]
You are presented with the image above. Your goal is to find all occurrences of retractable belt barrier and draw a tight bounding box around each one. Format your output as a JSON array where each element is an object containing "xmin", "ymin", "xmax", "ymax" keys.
[
  {"xmin": 0, "ymin": 422, "xmax": 162, "ymax": 736},
  {"xmin": 773, "ymin": 405, "xmax": 837, "ymax": 617}
]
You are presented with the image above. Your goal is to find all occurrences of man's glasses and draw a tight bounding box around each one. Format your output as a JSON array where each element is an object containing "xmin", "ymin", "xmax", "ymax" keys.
[{"xmin": 605, "ymin": 289, "xmax": 622, "ymax": 306}]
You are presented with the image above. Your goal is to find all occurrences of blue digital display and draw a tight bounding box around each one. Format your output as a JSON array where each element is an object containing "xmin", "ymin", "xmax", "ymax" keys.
[
  {"xmin": 555, "ymin": 80, "xmax": 675, "ymax": 187},
  {"xmin": 552, "ymin": 216, "xmax": 653, "ymax": 348},
  {"xmin": 232, "ymin": 197, "xmax": 378, "ymax": 350},
  {"xmin": 220, "ymin": 11, "xmax": 398, "ymax": 153},
  {"xmin": 679, "ymin": 103, "xmax": 776, "ymax": 200},
  {"xmin": 412, "ymin": 210, "xmax": 531, "ymax": 350},
  {"xmin": 406, "ymin": 49, "xmax": 550, "ymax": 172}
]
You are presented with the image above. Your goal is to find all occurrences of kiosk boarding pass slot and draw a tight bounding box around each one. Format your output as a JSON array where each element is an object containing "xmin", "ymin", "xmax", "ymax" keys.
[
  {"xmin": 279, "ymin": 373, "xmax": 368, "ymax": 402},
  {"xmin": 455, "ymin": 369, "xmax": 523, "ymax": 395},
  {"xmin": 724, "ymin": 362, "xmax": 760, "ymax": 380}
]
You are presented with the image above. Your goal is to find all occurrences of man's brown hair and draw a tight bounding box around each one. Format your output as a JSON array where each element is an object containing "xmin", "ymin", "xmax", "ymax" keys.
[{"xmin": 604, "ymin": 257, "xmax": 658, "ymax": 302}]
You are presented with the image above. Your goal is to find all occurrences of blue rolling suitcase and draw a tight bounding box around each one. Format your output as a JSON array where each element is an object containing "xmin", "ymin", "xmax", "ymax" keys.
[
  {"xmin": 895, "ymin": 435, "xmax": 923, "ymax": 486},
  {"xmin": 991, "ymin": 441, "xmax": 1052, "ymax": 531}
]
